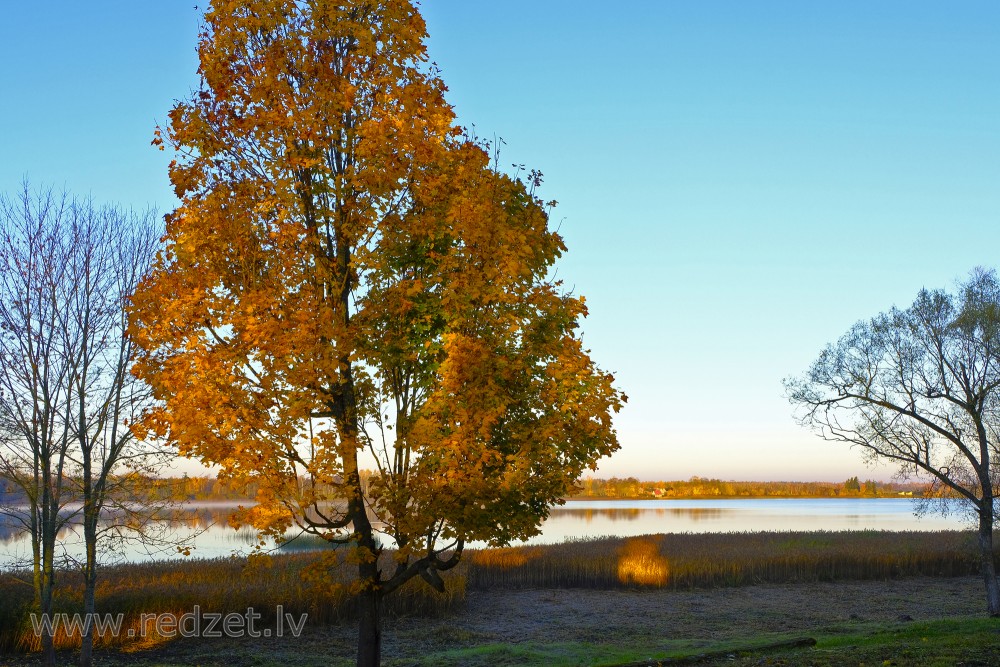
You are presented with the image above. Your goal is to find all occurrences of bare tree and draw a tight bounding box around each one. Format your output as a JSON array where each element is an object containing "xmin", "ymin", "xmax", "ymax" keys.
[
  {"xmin": 0, "ymin": 184, "xmax": 163, "ymax": 666},
  {"xmin": 62, "ymin": 198, "xmax": 162, "ymax": 667},
  {"xmin": 785, "ymin": 268, "xmax": 1000, "ymax": 615},
  {"xmin": 0, "ymin": 187, "xmax": 77, "ymax": 665}
]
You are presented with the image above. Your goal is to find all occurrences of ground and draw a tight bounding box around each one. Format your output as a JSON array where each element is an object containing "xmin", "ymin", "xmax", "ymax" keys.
[{"xmin": 3, "ymin": 576, "xmax": 998, "ymax": 666}]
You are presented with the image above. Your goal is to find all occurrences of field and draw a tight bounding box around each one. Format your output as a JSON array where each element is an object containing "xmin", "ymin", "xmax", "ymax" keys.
[{"xmin": 1, "ymin": 530, "xmax": 998, "ymax": 665}]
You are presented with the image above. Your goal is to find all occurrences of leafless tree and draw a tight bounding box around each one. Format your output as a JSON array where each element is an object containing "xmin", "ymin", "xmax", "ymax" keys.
[
  {"xmin": 0, "ymin": 187, "xmax": 76, "ymax": 665},
  {"xmin": 0, "ymin": 184, "xmax": 164, "ymax": 666},
  {"xmin": 785, "ymin": 268, "xmax": 1000, "ymax": 615}
]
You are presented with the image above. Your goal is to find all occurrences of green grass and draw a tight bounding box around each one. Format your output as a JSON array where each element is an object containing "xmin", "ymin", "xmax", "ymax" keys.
[
  {"xmin": 392, "ymin": 637, "xmax": 794, "ymax": 667},
  {"xmin": 379, "ymin": 618, "xmax": 1000, "ymax": 667},
  {"xmin": 804, "ymin": 617, "xmax": 1000, "ymax": 666}
]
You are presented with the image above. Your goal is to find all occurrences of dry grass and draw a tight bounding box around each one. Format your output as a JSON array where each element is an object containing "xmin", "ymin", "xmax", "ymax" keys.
[
  {"xmin": 0, "ymin": 551, "xmax": 465, "ymax": 653},
  {"xmin": 462, "ymin": 530, "xmax": 985, "ymax": 590}
]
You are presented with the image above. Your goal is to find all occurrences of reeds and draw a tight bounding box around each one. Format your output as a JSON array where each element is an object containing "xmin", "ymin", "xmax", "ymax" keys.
[
  {"xmin": 462, "ymin": 530, "xmax": 985, "ymax": 590},
  {"xmin": 0, "ymin": 530, "xmax": 987, "ymax": 654}
]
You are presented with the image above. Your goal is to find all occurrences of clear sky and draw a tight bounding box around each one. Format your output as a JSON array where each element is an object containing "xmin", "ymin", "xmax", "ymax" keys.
[{"xmin": 2, "ymin": 2, "xmax": 998, "ymax": 482}]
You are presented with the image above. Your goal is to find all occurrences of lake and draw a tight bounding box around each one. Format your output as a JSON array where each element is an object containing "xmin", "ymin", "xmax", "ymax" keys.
[{"xmin": 0, "ymin": 498, "xmax": 969, "ymax": 567}]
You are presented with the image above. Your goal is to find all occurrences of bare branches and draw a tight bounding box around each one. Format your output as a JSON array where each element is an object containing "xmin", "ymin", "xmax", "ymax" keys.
[
  {"xmin": 786, "ymin": 269, "xmax": 1000, "ymax": 614},
  {"xmin": 0, "ymin": 183, "xmax": 166, "ymax": 664},
  {"xmin": 786, "ymin": 268, "xmax": 1000, "ymax": 516}
]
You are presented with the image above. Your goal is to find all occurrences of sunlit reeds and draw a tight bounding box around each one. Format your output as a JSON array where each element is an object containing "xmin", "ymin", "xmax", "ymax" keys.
[{"xmin": 616, "ymin": 537, "xmax": 670, "ymax": 585}]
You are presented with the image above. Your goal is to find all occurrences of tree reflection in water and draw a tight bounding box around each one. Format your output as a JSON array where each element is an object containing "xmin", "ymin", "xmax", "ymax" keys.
[{"xmin": 552, "ymin": 507, "xmax": 727, "ymax": 523}]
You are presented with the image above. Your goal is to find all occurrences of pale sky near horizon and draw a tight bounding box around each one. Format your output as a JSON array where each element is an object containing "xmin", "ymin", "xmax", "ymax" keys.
[{"xmin": 1, "ymin": 2, "xmax": 998, "ymax": 483}]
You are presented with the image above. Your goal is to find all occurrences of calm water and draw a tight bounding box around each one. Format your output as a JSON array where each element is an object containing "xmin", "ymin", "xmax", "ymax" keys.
[
  {"xmin": 0, "ymin": 498, "xmax": 968, "ymax": 567},
  {"xmin": 536, "ymin": 498, "xmax": 965, "ymax": 542}
]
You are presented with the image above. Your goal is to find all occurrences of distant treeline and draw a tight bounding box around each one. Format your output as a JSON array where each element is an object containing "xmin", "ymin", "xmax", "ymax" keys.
[
  {"xmin": 3, "ymin": 474, "xmax": 929, "ymax": 505},
  {"xmin": 0, "ymin": 474, "xmax": 258, "ymax": 504},
  {"xmin": 571, "ymin": 476, "xmax": 929, "ymax": 499},
  {"xmin": 126, "ymin": 472, "xmax": 378, "ymax": 502},
  {"xmin": 141, "ymin": 475, "xmax": 258, "ymax": 501},
  {"xmin": 137, "ymin": 474, "xmax": 928, "ymax": 502}
]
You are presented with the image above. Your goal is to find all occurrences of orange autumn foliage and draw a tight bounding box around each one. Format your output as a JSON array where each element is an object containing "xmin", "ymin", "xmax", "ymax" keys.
[{"xmin": 129, "ymin": 2, "xmax": 624, "ymax": 662}]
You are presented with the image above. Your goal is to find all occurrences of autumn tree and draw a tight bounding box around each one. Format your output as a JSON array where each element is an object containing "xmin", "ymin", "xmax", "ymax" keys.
[
  {"xmin": 129, "ymin": 2, "xmax": 625, "ymax": 666},
  {"xmin": 0, "ymin": 185, "xmax": 163, "ymax": 666},
  {"xmin": 786, "ymin": 268, "xmax": 1000, "ymax": 615}
]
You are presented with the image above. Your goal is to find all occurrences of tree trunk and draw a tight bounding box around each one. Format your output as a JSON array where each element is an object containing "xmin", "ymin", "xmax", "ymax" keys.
[
  {"xmin": 79, "ymin": 435, "xmax": 96, "ymax": 667},
  {"xmin": 31, "ymin": 499, "xmax": 41, "ymax": 609},
  {"xmin": 79, "ymin": 510, "xmax": 97, "ymax": 667},
  {"xmin": 978, "ymin": 501, "xmax": 1000, "ymax": 616},
  {"xmin": 356, "ymin": 580, "xmax": 381, "ymax": 667},
  {"xmin": 40, "ymin": 506, "xmax": 56, "ymax": 667},
  {"xmin": 349, "ymin": 466, "xmax": 382, "ymax": 667}
]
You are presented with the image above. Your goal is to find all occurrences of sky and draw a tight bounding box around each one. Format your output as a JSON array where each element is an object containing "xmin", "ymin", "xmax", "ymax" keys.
[{"xmin": 1, "ymin": 2, "xmax": 998, "ymax": 482}]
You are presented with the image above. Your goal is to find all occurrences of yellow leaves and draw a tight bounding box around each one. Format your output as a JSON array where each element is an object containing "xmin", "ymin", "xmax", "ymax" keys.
[
  {"xmin": 300, "ymin": 551, "xmax": 344, "ymax": 598},
  {"xmin": 132, "ymin": 0, "xmax": 624, "ymax": 595},
  {"xmin": 344, "ymin": 545, "xmax": 377, "ymax": 566}
]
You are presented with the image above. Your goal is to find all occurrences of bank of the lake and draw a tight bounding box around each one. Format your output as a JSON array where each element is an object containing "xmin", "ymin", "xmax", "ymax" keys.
[{"xmin": 1, "ymin": 497, "xmax": 968, "ymax": 569}]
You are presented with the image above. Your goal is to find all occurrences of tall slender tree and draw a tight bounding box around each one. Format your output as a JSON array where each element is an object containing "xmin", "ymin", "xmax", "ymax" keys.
[
  {"xmin": 130, "ymin": 2, "xmax": 625, "ymax": 665},
  {"xmin": 0, "ymin": 187, "xmax": 77, "ymax": 666},
  {"xmin": 62, "ymin": 202, "xmax": 162, "ymax": 667}
]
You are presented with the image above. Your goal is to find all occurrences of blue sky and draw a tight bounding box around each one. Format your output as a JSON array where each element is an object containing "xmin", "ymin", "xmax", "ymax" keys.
[{"xmin": 2, "ymin": 2, "xmax": 998, "ymax": 481}]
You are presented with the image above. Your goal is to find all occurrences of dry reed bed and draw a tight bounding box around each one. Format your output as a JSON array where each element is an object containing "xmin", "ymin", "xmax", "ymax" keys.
[
  {"xmin": 464, "ymin": 530, "xmax": 984, "ymax": 590},
  {"xmin": 0, "ymin": 552, "xmax": 463, "ymax": 652},
  {"xmin": 0, "ymin": 530, "xmax": 986, "ymax": 653}
]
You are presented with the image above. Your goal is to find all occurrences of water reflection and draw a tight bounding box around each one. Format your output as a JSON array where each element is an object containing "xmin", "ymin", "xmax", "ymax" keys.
[
  {"xmin": 0, "ymin": 520, "xmax": 19, "ymax": 544},
  {"xmin": 534, "ymin": 499, "xmax": 965, "ymax": 544},
  {"xmin": 557, "ymin": 508, "xmax": 642, "ymax": 522},
  {"xmin": 555, "ymin": 507, "xmax": 727, "ymax": 523},
  {"xmin": 0, "ymin": 504, "xmax": 247, "ymax": 539},
  {"xmin": 0, "ymin": 502, "xmax": 253, "ymax": 566},
  {"xmin": 670, "ymin": 508, "xmax": 725, "ymax": 521}
]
